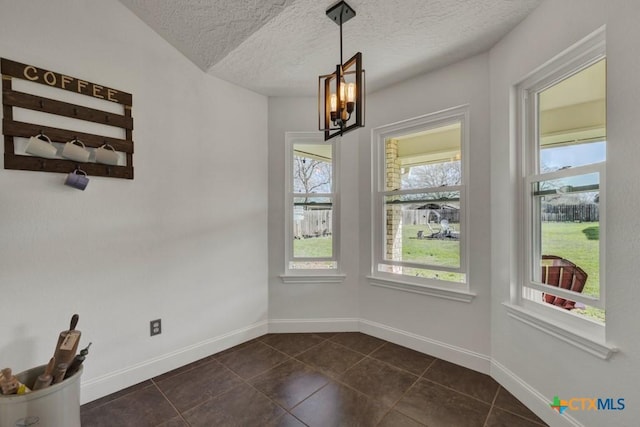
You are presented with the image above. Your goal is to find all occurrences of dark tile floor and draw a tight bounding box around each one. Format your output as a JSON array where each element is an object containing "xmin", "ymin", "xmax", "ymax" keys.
[{"xmin": 81, "ymin": 332, "xmax": 548, "ymax": 427}]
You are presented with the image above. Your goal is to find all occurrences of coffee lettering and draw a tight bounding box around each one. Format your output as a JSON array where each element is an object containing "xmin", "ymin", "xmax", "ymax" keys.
[
  {"xmin": 61, "ymin": 75, "xmax": 72, "ymax": 89},
  {"xmin": 9, "ymin": 61, "xmax": 127, "ymax": 103},
  {"xmin": 43, "ymin": 71, "xmax": 56, "ymax": 86},
  {"xmin": 77, "ymin": 80, "xmax": 88, "ymax": 93},
  {"xmin": 107, "ymin": 88, "xmax": 118, "ymax": 102},
  {"xmin": 23, "ymin": 66, "xmax": 38, "ymax": 81},
  {"xmin": 92, "ymin": 84, "xmax": 104, "ymax": 99}
]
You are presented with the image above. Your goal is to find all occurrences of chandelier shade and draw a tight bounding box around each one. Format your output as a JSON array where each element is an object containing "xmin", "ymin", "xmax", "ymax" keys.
[{"xmin": 318, "ymin": 1, "xmax": 365, "ymax": 141}]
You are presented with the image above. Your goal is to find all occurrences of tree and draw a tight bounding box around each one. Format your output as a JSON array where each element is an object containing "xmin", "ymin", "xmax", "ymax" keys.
[
  {"xmin": 402, "ymin": 161, "xmax": 461, "ymax": 201},
  {"xmin": 293, "ymin": 156, "xmax": 331, "ymax": 194}
]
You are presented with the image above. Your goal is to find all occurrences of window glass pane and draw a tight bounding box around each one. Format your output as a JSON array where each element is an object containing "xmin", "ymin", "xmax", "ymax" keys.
[
  {"xmin": 383, "ymin": 194, "xmax": 460, "ymax": 268},
  {"xmin": 523, "ymin": 287, "xmax": 605, "ymax": 323},
  {"xmin": 540, "ymin": 141, "xmax": 605, "ymax": 172},
  {"xmin": 532, "ymin": 174, "xmax": 600, "ymax": 299},
  {"xmin": 538, "ymin": 59, "xmax": 606, "ymax": 172},
  {"xmin": 293, "ymin": 197, "xmax": 332, "ymax": 258},
  {"xmin": 293, "ymin": 143, "xmax": 332, "ymax": 193},
  {"xmin": 385, "ymin": 123, "xmax": 461, "ymax": 190},
  {"xmin": 378, "ymin": 264, "xmax": 465, "ymax": 283}
]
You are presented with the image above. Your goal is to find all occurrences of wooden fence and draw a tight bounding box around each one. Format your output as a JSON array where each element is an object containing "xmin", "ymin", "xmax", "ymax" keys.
[
  {"xmin": 403, "ymin": 208, "xmax": 460, "ymax": 226},
  {"xmin": 541, "ymin": 203, "xmax": 599, "ymax": 222},
  {"xmin": 294, "ymin": 209, "xmax": 332, "ymax": 238}
]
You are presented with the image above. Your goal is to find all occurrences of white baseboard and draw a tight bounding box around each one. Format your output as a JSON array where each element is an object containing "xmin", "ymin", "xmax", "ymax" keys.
[
  {"xmin": 268, "ymin": 317, "xmax": 490, "ymax": 375},
  {"xmin": 268, "ymin": 317, "xmax": 360, "ymax": 333},
  {"xmin": 80, "ymin": 320, "xmax": 268, "ymax": 404},
  {"xmin": 491, "ymin": 359, "xmax": 583, "ymax": 427},
  {"xmin": 82, "ymin": 315, "xmax": 572, "ymax": 427},
  {"xmin": 359, "ymin": 319, "xmax": 491, "ymax": 374}
]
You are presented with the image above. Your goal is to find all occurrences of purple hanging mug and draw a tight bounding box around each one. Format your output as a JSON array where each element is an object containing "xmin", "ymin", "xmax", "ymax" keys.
[{"xmin": 65, "ymin": 169, "xmax": 89, "ymax": 191}]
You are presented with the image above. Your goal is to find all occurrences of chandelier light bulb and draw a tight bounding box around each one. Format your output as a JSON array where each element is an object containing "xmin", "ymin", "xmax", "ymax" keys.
[{"xmin": 346, "ymin": 82, "xmax": 356, "ymax": 102}]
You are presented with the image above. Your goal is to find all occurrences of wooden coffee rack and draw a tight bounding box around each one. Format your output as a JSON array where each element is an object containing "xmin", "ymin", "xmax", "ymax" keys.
[{"xmin": 1, "ymin": 58, "xmax": 134, "ymax": 179}]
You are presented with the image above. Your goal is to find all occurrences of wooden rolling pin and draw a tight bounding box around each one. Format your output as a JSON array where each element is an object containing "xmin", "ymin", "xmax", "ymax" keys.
[
  {"xmin": 32, "ymin": 358, "xmax": 55, "ymax": 391},
  {"xmin": 52, "ymin": 362, "xmax": 69, "ymax": 384},
  {"xmin": 53, "ymin": 314, "xmax": 81, "ymax": 367}
]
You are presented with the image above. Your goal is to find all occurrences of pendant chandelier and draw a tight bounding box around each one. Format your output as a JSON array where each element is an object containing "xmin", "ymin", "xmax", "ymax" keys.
[{"xmin": 318, "ymin": 1, "xmax": 365, "ymax": 141}]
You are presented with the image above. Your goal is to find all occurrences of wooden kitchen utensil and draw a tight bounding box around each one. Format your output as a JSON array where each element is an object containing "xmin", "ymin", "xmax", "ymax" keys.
[
  {"xmin": 52, "ymin": 362, "xmax": 69, "ymax": 384},
  {"xmin": 53, "ymin": 314, "xmax": 82, "ymax": 367},
  {"xmin": 32, "ymin": 357, "xmax": 55, "ymax": 390},
  {"xmin": 65, "ymin": 342, "xmax": 91, "ymax": 379}
]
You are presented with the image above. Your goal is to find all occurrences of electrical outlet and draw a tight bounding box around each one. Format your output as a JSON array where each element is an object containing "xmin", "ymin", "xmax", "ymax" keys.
[{"xmin": 150, "ymin": 319, "xmax": 161, "ymax": 336}]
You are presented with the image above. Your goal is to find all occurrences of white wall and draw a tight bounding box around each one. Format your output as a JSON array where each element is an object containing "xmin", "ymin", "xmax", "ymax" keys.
[
  {"xmin": 268, "ymin": 97, "xmax": 361, "ymax": 327},
  {"xmin": 0, "ymin": 0, "xmax": 269, "ymax": 403},
  {"xmin": 268, "ymin": 54, "xmax": 492, "ymax": 369},
  {"xmin": 358, "ymin": 53, "xmax": 492, "ymax": 370},
  {"xmin": 490, "ymin": 0, "xmax": 640, "ymax": 425}
]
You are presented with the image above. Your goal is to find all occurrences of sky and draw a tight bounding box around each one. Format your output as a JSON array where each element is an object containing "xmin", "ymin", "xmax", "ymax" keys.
[{"xmin": 540, "ymin": 141, "xmax": 606, "ymax": 171}]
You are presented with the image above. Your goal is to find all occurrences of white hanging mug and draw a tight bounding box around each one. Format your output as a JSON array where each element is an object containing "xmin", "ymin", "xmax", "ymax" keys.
[
  {"xmin": 25, "ymin": 134, "xmax": 57, "ymax": 159},
  {"xmin": 62, "ymin": 139, "xmax": 90, "ymax": 163},
  {"xmin": 95, "ymin": 144, "xmax": 119, "ymax": 166}
]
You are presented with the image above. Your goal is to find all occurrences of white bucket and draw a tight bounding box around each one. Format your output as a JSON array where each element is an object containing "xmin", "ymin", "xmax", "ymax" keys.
[{"xmin": 0, "ymin": 365, "xmax": 82, "ymax": 427}]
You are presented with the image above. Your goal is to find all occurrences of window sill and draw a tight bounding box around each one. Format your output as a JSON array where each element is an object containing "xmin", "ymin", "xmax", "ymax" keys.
[
  {"xmin": 367, "ymin": 276, "xmax": 475, "ymax": 303},
  {"xmin": 280, "ymin": 274, "xmax": 346, "ymax": 284},
  {"xmin": 503, "ymin": 303, "xmax": 618, "ymax": 360}
]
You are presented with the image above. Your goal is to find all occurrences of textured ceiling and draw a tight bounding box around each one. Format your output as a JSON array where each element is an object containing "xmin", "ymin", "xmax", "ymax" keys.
[{"xmin": 119, "ymin": 0, "xmax": 542, "ymax": 96}]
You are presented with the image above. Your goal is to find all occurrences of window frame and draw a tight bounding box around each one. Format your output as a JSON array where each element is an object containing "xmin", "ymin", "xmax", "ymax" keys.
[
  {"xmin": 369, "ymin": 105, "xmax": 471, "ymax": 297},
  {"xmin": 512, "ymin": 27, "xmax": 609, "ymax": 341},
  {"xmin": 281, "ymin": 132, "xmax": 343, "ymax": 282}
]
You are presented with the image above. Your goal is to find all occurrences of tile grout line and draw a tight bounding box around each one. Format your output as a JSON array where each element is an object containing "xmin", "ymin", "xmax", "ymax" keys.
[
  {"xmin": 87, "ymin": 333, "xmax": 535, "ymax": 427},
  {"xmin": 377, "ymin": 356, "xmax": 437, "ymax": 426},
  {"xmin": 232, "ymin": 333, "xmax": 348, "ymax": 421},
  {"xmin": 287, "ymin": 380, "xmax": 332, "ymax": 414},
  {"xmin": 150, "ymin": 378, "xmax": 192, "ymax": 426},
  {"xmin": 159, "ymin": 362, "xmax": 250, "ymax": 422},
  {"xmin": 287, "ymin": 336, "xmax": 437, "ymax": 426},
  {"xmin": 81, "ymin": 381, "xmax": 156, "ymax": 414},
  {"xmin": 491, "ymin": 405, "xmax": 549, "ymax": 426},
  {"xmin": 419, "ymin": 376, "xmax": 498, "ymax": 408},
  {"xmin": 484, "ymin": 385, "xmax": 548, "ymax": 426},
  {"xmin": 150, "ymin": 332, "xmax": 331, "ymax": 425},
  {"xmin": 420, "ymin": 357, "xmax": 438, "ymax": 377},
  {"xmin": 328, "ymin": 334, "xmax": 388, "ymax": 357},
  {"xmin": 482, "ymin": 384, "xmax": 501, "ymax": 427},
  {"xmin": 243, "ymin": 378, "xmax": 311, "ymax": 426},
  {"xmin": 215, "ymin": 336, "xmax": 333, "ymax": 426},
  {"xmin": 376, "ymin": 368, "xmax": 427, "ymax": 426}
]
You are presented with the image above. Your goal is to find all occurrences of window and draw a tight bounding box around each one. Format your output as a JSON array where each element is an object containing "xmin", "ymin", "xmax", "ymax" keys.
[
  {"xmin": 518, "ymin": 30, "xmax": 606, "ymax": 326},
  {"xmin": 371, "ymin": 106, "xmax": 469, "ymax": 296},
  {"xmin": 283, "ymin": 132, "xmax": 341, "ymax": 281}
]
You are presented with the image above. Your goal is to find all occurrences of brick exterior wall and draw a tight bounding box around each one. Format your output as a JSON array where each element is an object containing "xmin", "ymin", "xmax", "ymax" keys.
[{"xmin": 385, "ymin": 139, "xmax": 403, "ymax": 267}]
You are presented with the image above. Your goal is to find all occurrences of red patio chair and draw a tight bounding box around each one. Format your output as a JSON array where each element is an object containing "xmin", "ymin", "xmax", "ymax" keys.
[{"xmin": 541, "ymin": 255, "xmax": 588, "ymax": 310}]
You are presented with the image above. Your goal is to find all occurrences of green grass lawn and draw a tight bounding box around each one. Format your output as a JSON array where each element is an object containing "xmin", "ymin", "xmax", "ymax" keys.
[
  {"xmin": 401, "ymin": 224, "xmax": 460, "ymax": 268},
  {"xmin": 294, "ymin": 236, "xmax": 332, "ymax": 258},
  {"xmin": 294, "ymin": 221, "xmax": 603, "ymax": 321},
  {"xmin": 542, "ymin": 221, "xmax": 604, "ymax": 322},
  {"xmin": 542, "ymin": 222, "xmax": 599, "ymax": 296}
]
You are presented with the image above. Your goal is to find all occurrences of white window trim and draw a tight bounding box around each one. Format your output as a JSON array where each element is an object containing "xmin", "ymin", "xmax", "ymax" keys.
[
  {"xmin": 511, "ymin": 26, "xmax": 614, "ymax": 357},
  {"xmin": 525, "ymin": 163, "xmax": 605, "ymax": 310},
  {"xmin": 281, "ymin": 131, "xmax": 344, "ymax": 283},
  {"xmin": 369, "ymin": 105, "xmax": 474, "ymax": 302},
  {"xmin": 503, "ymin": 303, "xmax": 617, "ymax": 360}
]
